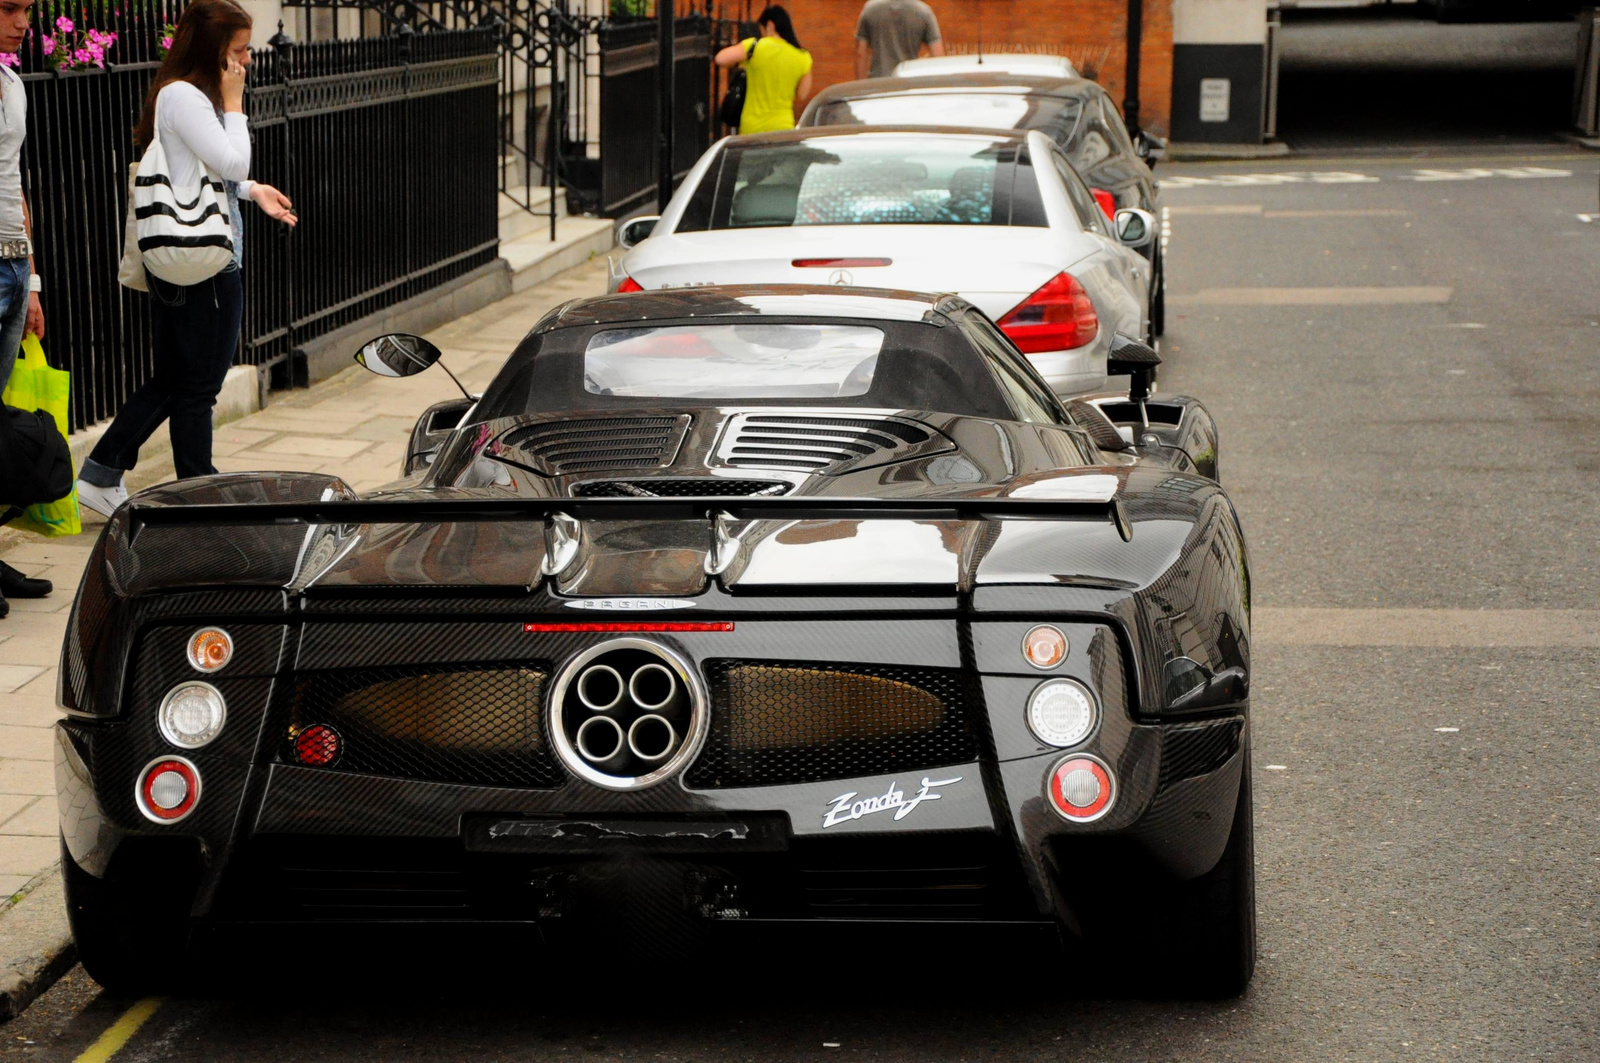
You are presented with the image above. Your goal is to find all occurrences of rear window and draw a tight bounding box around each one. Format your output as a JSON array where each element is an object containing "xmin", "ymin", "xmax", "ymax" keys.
[
  {"xmin": 812, "ymin": 93, "xmax": 1083, "ymax": 138},
  {"xmin": 678, "ymin": 134, "xmax": 1046, "ymax": 232},
  {"xmin": 583, "ymin": 323, "xmax": 884, "ymax": 399}
]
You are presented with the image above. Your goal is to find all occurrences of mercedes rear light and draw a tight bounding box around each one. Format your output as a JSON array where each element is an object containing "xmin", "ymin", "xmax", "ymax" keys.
[
  {"xmin": 996, "ymin": 272, "xmax": 1099, "ymax": 353},
  {"xmin": 1091, "ymin": 188, "xmax": 1116, "ymax": 220},
  {"xmin": 616, "ymin": 276, "xmax": 643, "ymax": 293}
]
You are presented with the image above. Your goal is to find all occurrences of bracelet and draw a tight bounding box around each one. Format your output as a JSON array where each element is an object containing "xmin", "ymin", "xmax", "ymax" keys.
[{"xmin": 27, "ymin": 273, "xmax": 40, "ymax": 293}]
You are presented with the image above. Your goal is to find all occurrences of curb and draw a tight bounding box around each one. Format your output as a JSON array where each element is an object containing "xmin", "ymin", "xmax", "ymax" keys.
[
  {"xmin": 1165, "ymin": 141, "xmax": 1293, "ymax": 162},
  {"xmin": 0, "ymin": 866, "xmax": 74, "ymax": 1022}
]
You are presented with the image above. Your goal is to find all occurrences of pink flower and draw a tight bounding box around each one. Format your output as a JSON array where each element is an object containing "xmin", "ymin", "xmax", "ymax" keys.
[
  {"xmin": 41, "ymin": 36, "xmax": 54, "ymax": 56},
  {"xmin": 159, "ymin": 35, "xmax": 172, "ymax": 50},
  {"xmin": 73, "ymin": 47, "xmax": 93, "ymax": 65},
  {"xmin": 55, "ymin": 16, "xmax": 73, "ymax": 33},
  {"xmin": 0, "ymin": 53, "xmax": 17, "ymax": 68}
]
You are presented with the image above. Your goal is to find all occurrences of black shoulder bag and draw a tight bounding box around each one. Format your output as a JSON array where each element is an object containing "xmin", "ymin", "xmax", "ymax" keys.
[{"xmin": 718, "ymin": 39, "xmax": 757, "ymax": 130}]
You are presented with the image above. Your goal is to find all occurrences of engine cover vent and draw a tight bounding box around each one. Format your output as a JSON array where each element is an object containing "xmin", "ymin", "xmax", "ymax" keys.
[
  {"xmin": 498, "ymin": 415, "xmax": 691, "ymax": 475},
  {"xmin": 715, "ymin": 412, "xmax": 954, "ymax": 474},
  {"xmin": 572, "ymin": 478, "xmax": 791, "ymax": 498}
]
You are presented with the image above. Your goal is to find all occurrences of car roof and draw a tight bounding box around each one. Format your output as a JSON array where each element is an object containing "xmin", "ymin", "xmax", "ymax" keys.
[
  {"xmin": 894, "ymin": 54, "xmax": 1077, "ymax": 78},
  {"xmin": 722, "ymin": 124, "xmax": 1035, "ymax": 147},
  {"xmin": 541, "ymin": 285, "xmax": 965, "ymax": 330},
  {"xmin": 810, "ymin": 73, "xmax": 1101, "ymax": 104}
]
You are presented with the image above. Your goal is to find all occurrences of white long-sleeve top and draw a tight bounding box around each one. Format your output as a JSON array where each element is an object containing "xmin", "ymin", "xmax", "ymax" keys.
[{"xmin": 156, "ymin": 80, "xmax": 254, "ymax": 203}]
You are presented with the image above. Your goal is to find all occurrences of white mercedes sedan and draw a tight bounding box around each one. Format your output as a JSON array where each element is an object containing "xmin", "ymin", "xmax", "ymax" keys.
[{"xmin": 610, "ymin": 127, "xmax": 1156, "ymax": 396}]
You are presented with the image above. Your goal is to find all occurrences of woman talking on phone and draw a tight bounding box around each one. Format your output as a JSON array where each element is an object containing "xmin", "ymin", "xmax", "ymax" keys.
[{"xmin": 77, "ymin": 0, "xmax": 297, "ymax": 516}]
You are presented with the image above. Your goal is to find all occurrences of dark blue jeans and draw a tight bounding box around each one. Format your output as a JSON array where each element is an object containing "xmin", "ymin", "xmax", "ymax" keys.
[{"xmin": 82, "ymin": 268, "xmax": 243, "ymax": 486}]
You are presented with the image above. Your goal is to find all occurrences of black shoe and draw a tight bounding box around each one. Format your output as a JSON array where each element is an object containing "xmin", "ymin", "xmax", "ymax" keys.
[
  {"xmin": 0, "ymin": 561, "xmax": 51, "ymax": 598},
  {"xmin": 0, "ymin": 590, "xmax": 8, "ymax": 619}
]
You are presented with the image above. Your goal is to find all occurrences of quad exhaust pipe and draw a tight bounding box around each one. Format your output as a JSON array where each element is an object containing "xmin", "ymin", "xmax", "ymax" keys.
[
  {"xmin": 575, "ymin": 715, "xmax": 629, "ymax": 771},
  {"xmin": 627, "ymin": 714, "xmax": 677, "ymax": 763},
  {"xmin": 628, "ymin": 663, "xmax": 678, "ymax": 712},
  {"xmin": 577, "ymin": 664, "xmax": 625, "ymax": 711}
]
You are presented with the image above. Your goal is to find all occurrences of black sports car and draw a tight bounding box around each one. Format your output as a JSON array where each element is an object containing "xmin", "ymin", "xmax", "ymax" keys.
[
  {"xmin": 56, "ymin": 287, "xmax": 1254, "ymax": 997},
  {"xmin": 798, "ymin": 73, "xmax": 1169, "ymax": 334}
]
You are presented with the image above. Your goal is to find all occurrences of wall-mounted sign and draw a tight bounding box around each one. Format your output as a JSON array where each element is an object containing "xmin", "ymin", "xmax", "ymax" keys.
[{"xmin": 1200, "ymin": 78, "xmax": 1231, "ymax": 123}]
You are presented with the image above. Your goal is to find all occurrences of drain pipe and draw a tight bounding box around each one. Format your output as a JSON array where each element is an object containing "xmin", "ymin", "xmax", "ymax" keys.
[
  {"xmin": 1123, "ymin": 0, "xmax": 1142, "ymax": 136},
  {"xmin": 657, "ymin": 0, "xmax": 676, "ymax": 211}
]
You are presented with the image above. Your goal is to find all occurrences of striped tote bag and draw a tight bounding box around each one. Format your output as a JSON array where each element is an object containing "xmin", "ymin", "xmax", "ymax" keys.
[{"xmin": 132, "ymin": 101, "xmax": 235, "ymax": 286}]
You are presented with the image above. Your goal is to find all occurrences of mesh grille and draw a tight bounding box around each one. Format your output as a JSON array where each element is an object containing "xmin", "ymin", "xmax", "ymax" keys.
[
  {"xmin": 687, "ymin": 661, "xmax": 978, "ymax": 789},
  {"xmin": 499, "ymin": 416, "xmax": 690, "ymax": 474},
  {"xmin": 1158, "ymin": 719, "xmax": 1243, "ymax": 792},
  {"xmin": 572, "ymin": 478, "xmax": 791, "ymax": 498},
  {"xmin": 285, "ymin": 664, "xmax": 562, "ymax": 788}
]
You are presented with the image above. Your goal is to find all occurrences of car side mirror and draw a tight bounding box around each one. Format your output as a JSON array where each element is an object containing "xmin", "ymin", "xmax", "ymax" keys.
[
  {"xmin": 1107, "ymin": 333, "xmax": 1161, "ymax": 403},
  {"xmin": 616, "ymin": 215, "xmax": 660, "ymax": 249},
  {"xmin": 1135, "ymin": 131, "xmax": 1166, "ymax": 167},
  {"xmin": 1164, "ymin": 657, "xmax": 1248, "ymax": 711},
  {"xmin": 1113, "ymin": 208, "xmax": 1156, "ymax": 249},
  {"xmin": 403, "ymin": 396, "xmax": 476, "ymax": 477},
  {"xmin": 355, "ymin": 333, "xmax": 443, "ymax": 378}
]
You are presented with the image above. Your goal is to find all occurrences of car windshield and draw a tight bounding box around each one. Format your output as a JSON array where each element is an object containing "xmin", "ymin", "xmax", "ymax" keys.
[
  {"xmin": 583, "ymin": 323, "xmax": 884, "ymax": 398},
  {"xmin": 813, "ymin": 93, "xmax": 1083, "ymax": 138},
  {"xmin": 699, "ymin": 135, "xmax": 1022, "ymax": 229}
]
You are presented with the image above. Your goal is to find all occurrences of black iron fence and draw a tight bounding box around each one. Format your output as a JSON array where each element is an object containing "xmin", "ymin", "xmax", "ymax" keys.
[
  {"xmin": 589, "ymin": 16, "xmax": 713, "ymax": 217},
  {"xmin": 18, "ymin": 11, "xmax": 498, "ymax": 432}
]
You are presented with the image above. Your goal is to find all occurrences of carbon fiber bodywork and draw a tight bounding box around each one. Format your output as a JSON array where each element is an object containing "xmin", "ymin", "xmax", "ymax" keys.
[{"xmin": 56, "ymin": 288, "xmax": 1251, "ymax": 946}]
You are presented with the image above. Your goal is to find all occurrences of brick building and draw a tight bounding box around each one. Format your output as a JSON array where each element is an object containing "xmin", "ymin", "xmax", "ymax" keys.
[{"xmin": 726, "ymin": 0, "xmax": 1175, "ymax": 136}]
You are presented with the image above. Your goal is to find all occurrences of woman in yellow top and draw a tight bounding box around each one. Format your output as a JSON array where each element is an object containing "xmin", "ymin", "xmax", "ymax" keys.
[{"xmin": 715, "ymin": 5, "xmax": 813, "ymax": 134}]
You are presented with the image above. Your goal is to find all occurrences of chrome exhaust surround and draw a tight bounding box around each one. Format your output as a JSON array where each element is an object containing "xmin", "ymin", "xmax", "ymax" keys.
[
  {"xmin": 546, "ymin": 638, "xmax": 709, "ymax": 792},
  {"xmin": 627, "ymin": 663, "xmax": 677, "ymax": 712},
  {"xmin": 577, "ymin": 664, "xmax": 625, "ymax": 711},
  {"xmin": 627, "ymin": 714, "xmax": 677, "ymax": 763}
]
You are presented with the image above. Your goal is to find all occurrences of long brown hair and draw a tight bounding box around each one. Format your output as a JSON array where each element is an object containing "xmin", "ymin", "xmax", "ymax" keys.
[{"xmin": 132, "ymin": 0, "xmax": 253, "ymax": 152}]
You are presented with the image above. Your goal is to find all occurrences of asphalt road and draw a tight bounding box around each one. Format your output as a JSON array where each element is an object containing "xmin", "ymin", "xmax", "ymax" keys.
[{"xmin": 6, "ymin": 150, "xmax": 1600, "ymax": 1062}]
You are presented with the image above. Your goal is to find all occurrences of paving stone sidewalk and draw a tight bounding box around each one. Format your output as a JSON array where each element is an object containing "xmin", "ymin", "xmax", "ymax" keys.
[{"xmin": 0, "ymin": 256, "xmax": 610, "ymax": 904}]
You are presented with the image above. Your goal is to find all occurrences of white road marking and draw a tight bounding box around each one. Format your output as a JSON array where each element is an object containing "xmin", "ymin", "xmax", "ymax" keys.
[
  {"xmin": 1406, "ymin": 166, "xmax": 1571, "ymax": 181},
  {"xmin": 1169, "ymin": 286, "xmax": 1451, "ymax": 306},
  {"xmin": 1256, "ymin": 608, "xmax": 1600, "ymax": 648},
  {"xmin": 1161, "ymin": 166, "xmax": 1575, "ymax": 189}
]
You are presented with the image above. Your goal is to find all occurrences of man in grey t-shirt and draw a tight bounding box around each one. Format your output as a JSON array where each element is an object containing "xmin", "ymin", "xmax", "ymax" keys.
[{"xmin": 855, "ymin": 0, "xmax": 944, "ymax": 79}]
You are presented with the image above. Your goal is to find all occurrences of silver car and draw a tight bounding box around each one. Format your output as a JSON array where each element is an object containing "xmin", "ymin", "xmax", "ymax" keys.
[{"xmin": 612, "ymin": 126, "xmax": 1156, "ymax": 396}]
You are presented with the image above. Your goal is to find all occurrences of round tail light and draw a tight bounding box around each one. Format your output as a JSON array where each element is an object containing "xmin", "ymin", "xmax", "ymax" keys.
[
  {"xmin": 293, "ymin": 724, "xmax": 342, "ymax": 766},
  {"xmin": 158, "ymin": 681, "xmax": 227, "ymax": 748},
  {"xmin": 1022, "ymin": 625, "xmax": 1068, "ymax": 669},
  {"xmin": 1048, "ymin": 755, "xmax": 1114, "ymax": 822},
  {"xmin": 1027, "ymin": 678, "xmax": 1097, "ymax": 748},
  {"xmin": 187, "ymin": 628, "xmax": 234, "ymax": 673},
  {"xmin": 136, "ymin": 757, "xmax": 201, "ymax": 823}
]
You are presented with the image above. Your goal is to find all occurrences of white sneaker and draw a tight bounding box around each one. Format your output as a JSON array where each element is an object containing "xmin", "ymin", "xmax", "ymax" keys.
[{"xmin": 77, "ymin": 480, "xmax": 129, "ymax": 518}]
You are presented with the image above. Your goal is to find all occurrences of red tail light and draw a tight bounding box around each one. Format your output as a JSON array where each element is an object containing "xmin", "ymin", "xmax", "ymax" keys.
[
  {"xmin": 1091, "ymin": 188, "xmax": 1116, "ymax": 220},
  {"xmin": 997, "ymin": 272, "xmax": 1099, "ymax": 353},
  {"xmin": 791, "ymin": 258, "xmax": 892, "ymax": 268},
  {"xmin": 293, "ymin": 725, "xmax": 342, "ymax": 767},
  {"xmin": 616, "ymin": 276, "xmax": 643, "ymax": 293}
]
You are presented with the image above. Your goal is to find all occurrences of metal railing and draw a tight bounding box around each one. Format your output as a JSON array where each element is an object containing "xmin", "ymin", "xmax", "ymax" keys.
[
  {"xmin": 16, "ymin": 14, "xmax": 499, "ymax": 432},
  {"xmin": 283, "ymin": 0, "xmax": 725, "ymax": 236}
]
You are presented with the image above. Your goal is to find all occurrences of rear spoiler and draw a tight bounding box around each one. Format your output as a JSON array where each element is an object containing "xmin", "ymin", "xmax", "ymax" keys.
[{"xmin": 126, "ymin": 494, "xmax": 1134, "ymax": 543}]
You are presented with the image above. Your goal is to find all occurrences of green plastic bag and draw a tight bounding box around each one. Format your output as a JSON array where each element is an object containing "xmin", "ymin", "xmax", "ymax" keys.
[{"xmin": 1, "ymin": 334, "xmax": 81, "ymax": 537}]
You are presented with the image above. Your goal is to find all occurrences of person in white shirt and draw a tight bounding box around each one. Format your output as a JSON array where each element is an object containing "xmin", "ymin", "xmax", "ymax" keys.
[{"xmin": 77, "ymin": 0, "xmax": 296, "ymax": 516}]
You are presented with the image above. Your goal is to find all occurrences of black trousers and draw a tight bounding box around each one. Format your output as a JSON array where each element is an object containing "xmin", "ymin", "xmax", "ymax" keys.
[{"xmin": 85, "ymin": 268, "xmax": 243, "ymax": 484}]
